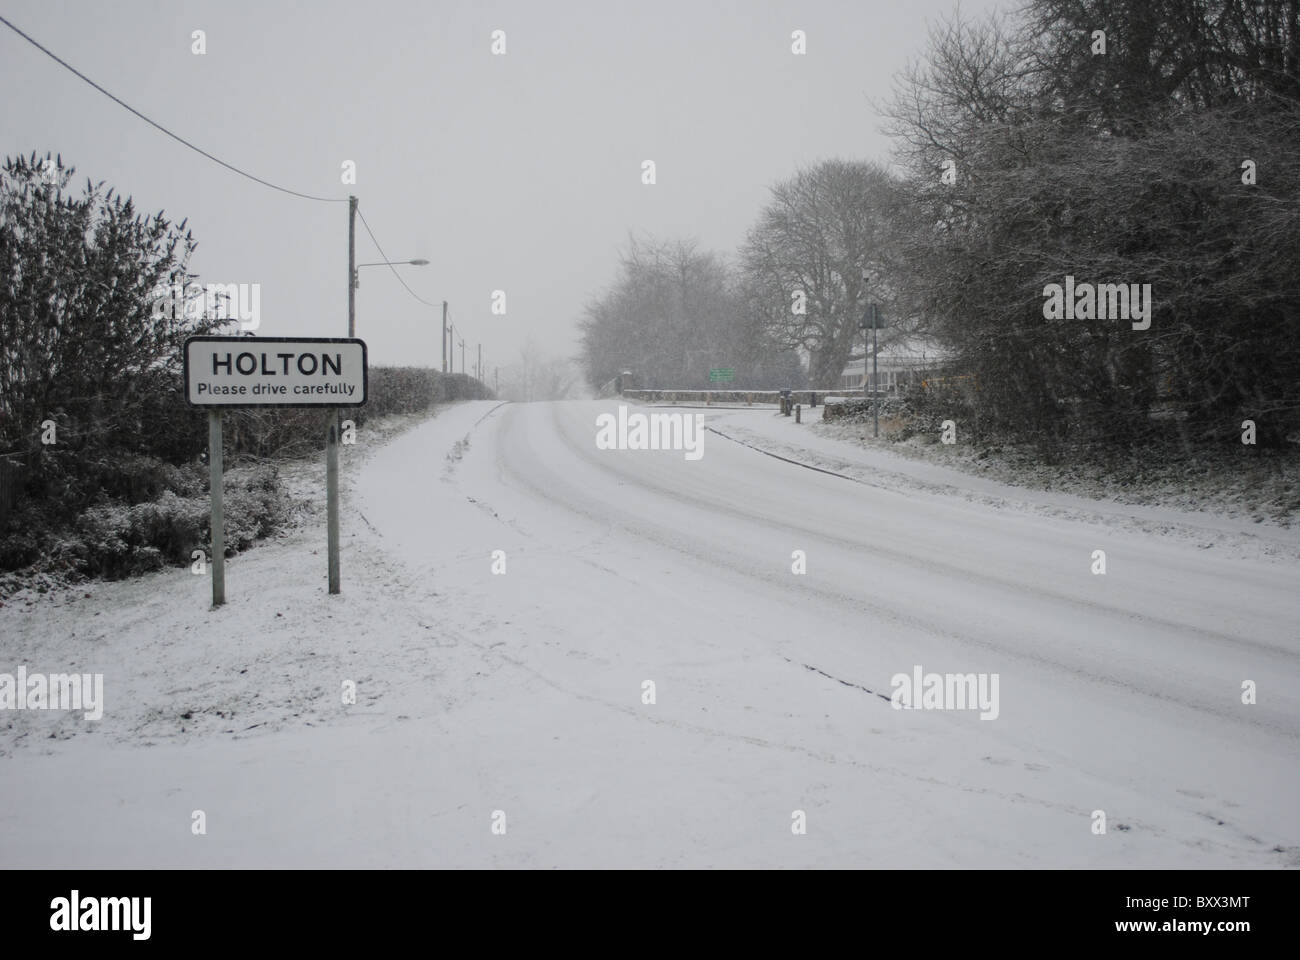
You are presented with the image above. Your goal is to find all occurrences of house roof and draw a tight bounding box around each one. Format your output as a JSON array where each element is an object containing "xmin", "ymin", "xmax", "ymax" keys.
[{"xmin": 840, "ymin": 334, "xmax": 953, "ymax": 375}]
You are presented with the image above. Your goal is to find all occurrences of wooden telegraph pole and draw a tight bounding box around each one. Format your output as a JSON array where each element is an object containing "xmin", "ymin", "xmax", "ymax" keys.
[{"xmin": 331, "ymin": 195, "xmax": 357, "ymax": 594}]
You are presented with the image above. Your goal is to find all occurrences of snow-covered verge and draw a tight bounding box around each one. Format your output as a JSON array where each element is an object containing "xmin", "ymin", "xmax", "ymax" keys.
[
  {"xmin": 0, "ymin": 409, "xmax": 437, "ymax": 603},
  {"xmin": 705, "ymin": 404, "xmax": 1300, "ymax": 565},
  {"xmin": 0, "ymin": 407, "xmax": 453, "ymax": 758},
  {"xmin": 809, "ymin": 404, "xmax": 1299, "ymax": 528}
]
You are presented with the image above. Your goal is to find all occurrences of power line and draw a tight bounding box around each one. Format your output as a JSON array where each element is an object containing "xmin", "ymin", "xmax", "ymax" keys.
[
  {"xmin": 355, "ymin": 204, "xmax": 477, "ymax": 370},
  {"xmin": 355, "ymin": 205, "xmax": 441, "ymax": 308},
  {"xmin": 0, "ymin": 14, "xmax": 346, "ymax": 204},
  {"xmin": 0, "ymin": 15, "xmax": 474, "ymax": 358}
]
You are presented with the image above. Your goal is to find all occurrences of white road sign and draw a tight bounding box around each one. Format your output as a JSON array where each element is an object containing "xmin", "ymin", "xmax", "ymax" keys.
[{"xmin": 184, "ymin": 336, "xmax": 367, "ymax": 407}]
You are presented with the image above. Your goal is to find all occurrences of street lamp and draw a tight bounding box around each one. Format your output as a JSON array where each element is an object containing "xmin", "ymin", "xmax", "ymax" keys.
[
  {"xmin": 353, "ymin": 258, "xmax": 429, "ymax": 289},
  {"xmin": 348, "ymin": 258, "xmax": 429, "ymax": 339},
  {"xmin": 351, "ymin": 257, "xmax": 431, "ymax": 340}
]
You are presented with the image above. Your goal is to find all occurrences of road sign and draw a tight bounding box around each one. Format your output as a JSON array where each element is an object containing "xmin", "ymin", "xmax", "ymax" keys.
[
  {"xmin": 183, "ymin": 336, "xmax": 368, "ymax": 608},
  {"xmin": 184, "ymin": 336, "xmax": 367, "ymax": 407},
  {"xmin": 859, "ymin": 304, "xmax": 888, "ymax": 330},
  {"xmin": 709, "ymin": 368, "xmax": 735, "ymax": 382}
]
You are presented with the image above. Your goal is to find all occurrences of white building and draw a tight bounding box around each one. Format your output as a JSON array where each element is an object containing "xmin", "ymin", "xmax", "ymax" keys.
[{"xmin": 838, "ymin": 334, "xmax": 954, "ymax": 392}]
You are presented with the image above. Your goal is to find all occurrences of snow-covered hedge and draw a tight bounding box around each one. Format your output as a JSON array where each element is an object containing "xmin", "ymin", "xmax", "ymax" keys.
[{"xmin": 23, "ymin": 465, "xmax": 288, "ymax": 580}]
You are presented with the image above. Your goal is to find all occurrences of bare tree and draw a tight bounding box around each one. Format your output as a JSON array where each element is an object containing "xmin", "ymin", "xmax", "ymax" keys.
[
  {"xmin": 501, "ymin": 337, "xmax": 581, "ymax": 402},
  {"xmin": 580, "ymin": 234, "xmax": 800, "ymax": 390},
  {"xmin": 739, "ymin": 160, "xmax": 906, "ymax": 388}
]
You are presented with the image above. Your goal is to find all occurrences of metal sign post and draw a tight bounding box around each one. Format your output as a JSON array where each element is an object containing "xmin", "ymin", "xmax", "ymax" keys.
[
  {"xmin": 859, "ymin": 313, "xmax": 870, "ymax": 399},
  {"xmin": 208, "ymin": 410, "xmax": 225, "ymax": 607},
  {"xmin": 860, "ymin": 305, "xmax": 884, "ymax": 438},
  {"xmin": 326, "ymin": 415, "xmax": 340, "ymax": 594},
  {"xmin": 184, "ymin": 336, "xmax": 367, "ymax": 605},
  {"xmin": 872, "ymin": 304, "xmax": 880, "ymax": 439}
]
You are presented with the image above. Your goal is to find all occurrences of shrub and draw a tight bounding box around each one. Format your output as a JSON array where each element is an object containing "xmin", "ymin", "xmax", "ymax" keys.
[
  {"xmin": 221, "ymin": 465, "xmax": 288, "ymax": 551},
  {"xmin": 59, "ymin": 465, "xmax": 287, "ymax": 579}
]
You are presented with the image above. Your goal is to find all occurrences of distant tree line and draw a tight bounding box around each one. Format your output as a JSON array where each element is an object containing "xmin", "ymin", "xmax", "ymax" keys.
[
  {"xmin": 495, "ymin": 336, "xmax": 584, "ymax": 402},
  {"xmin": 580, "ymin": 236, "xmax": 804, "ymax": 391}
]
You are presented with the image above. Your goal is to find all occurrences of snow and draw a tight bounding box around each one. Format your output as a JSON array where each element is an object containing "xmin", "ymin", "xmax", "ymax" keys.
[
  {"xmin": 1, "ymin": 399, "xmax": 1297, "ymax": 867},
  {"xmin": 711, "ymin": 403, "xmax": 1300, "ymax": 561}
]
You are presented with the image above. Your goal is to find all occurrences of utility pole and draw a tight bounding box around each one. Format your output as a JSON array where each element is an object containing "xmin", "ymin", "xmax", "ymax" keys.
[
  {"xmin": 441, "ymin": 301, "xmax": 448, "ymax": 373},
  {"xmin": 477, "ymin": 344, "xmax": 482, "ymax": 381},
  {"xmin": 333, "ymin": 193, "xmax": 356, "ymax": 596},
  {"xmin": 460, "ymin": 339, "xmax": 466, "ymax": 375},
  {"xmin": 347, "ymin": 195, "xmax": 357, "ymax": 338}
]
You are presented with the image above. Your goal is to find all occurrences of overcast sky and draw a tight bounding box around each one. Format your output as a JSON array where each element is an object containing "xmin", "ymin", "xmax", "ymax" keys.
[{"xmin": 1, "ymin": 0, "xmax": 1005, "ymax": 372}]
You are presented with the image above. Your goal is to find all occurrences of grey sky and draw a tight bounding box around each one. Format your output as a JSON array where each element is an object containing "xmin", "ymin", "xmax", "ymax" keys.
[{"xmin": 1, "ymin": 0, "xmax": 1004, "ymax": 371}]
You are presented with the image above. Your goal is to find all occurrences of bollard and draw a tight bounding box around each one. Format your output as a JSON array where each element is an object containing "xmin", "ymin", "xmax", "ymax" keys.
[
  {"xmin": 795, "ymin": 403, "xmax": 802, "ymax": 424},
  {"xmin": 746, "ymin": 393, "xmax": 752, "ymax": 406}
]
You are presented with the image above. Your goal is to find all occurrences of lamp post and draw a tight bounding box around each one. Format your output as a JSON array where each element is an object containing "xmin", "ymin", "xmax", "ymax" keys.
[
  {"xmin": 859, "ymin": 269, "xmax": 882, "ymax": 439},
  {"xmin": 350, "ymin": 258, "xmax": 429, "ymax": 338},
  {"xmin": 870, "ymin": 303, "xmax": 880, "ymax": 438},
  {"xmin": 354, "ymin": 258, "xmax": 429, "ymax": 289}
]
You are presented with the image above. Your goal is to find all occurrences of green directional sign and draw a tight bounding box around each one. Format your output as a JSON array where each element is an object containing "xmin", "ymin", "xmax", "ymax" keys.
[{"xmin": 709, "ymin": 368, "xmax": 735, "ymax": 382}]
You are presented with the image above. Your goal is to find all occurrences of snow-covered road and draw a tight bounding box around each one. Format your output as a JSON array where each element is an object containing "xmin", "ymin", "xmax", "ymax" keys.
[
  {"xmin": 358, "ymin": 399, "xmax": 1300, "ymax": 866},
  {"xmin": 2, "ymin": 399, "xmax": 1297, "ymax": 867}
]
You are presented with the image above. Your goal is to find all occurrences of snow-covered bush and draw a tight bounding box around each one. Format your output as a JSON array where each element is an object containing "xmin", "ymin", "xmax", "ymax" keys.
[{"xmin": 59, "ymin": 465, "xmax": 286, "ymax": 579}]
